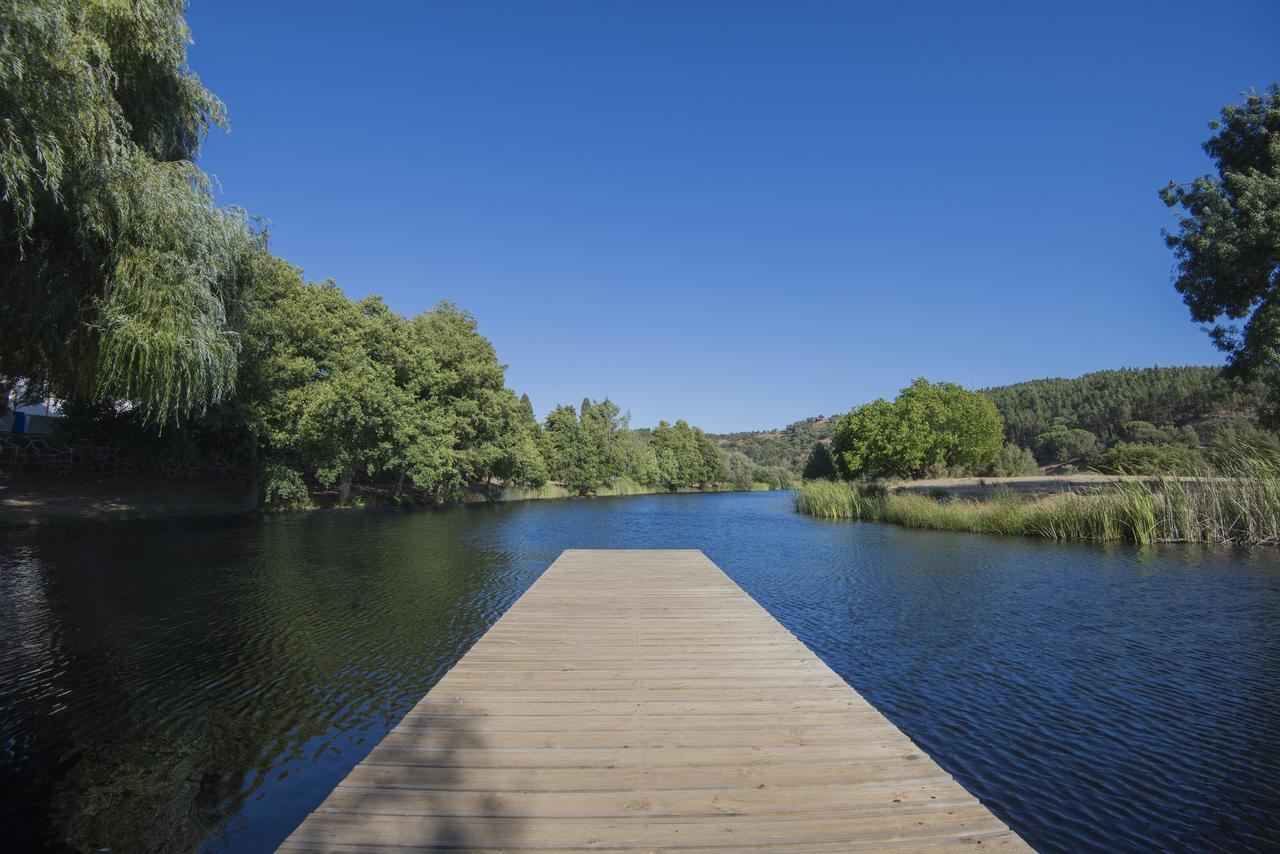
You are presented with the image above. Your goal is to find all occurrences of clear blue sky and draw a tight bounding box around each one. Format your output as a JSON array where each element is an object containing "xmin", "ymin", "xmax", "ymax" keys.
[{"xmin": 186, "ymin": 1, "xmax": 1278, "ymax": 433}]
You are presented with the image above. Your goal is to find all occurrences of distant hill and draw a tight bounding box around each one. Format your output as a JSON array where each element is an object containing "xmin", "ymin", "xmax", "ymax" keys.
[
  {"xmin": 715, "ymin": 367, "xmax": 1268, "ymax": 474},
  {"xmin": 981, "ymin": 366, "xmax": 1266, "ymax": 447},
  {"xmin": 712, "ymin": 416, "xmax": 837, "ymax": 473}
]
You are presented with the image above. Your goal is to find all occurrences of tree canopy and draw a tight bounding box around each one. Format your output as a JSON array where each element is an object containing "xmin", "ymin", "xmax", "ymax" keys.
[
  {"xmin": 1161, "ymin": 86, "xmax": 1280, "ymax": 380},
  {"xmin": 831, "ymin": 379, "xmax": 1003, "ymax": 480},
  {"xmin": 0, "ymin": 0, "xmax": 260, "ymax": 424}
]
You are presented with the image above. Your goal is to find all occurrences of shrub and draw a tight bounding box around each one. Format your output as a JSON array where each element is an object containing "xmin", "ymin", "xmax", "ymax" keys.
[
  {"xmin": 1122, "ymin": 420, "xmax": 1199, "ymax": 446},
  {"xmin": 262, "ymin": 460, "xmax": 311, "ymax": 509},
  {"xmin": 1033, "ymin": 426, "xmax": 1100, "ymax": 465},
  {"xmin": 1093, "ymin": 442, "xmax": 1209, "ymax": 475},
  {"xmin": 986, "ymin": 444, "xmax": 1040, "ymax": 477}
]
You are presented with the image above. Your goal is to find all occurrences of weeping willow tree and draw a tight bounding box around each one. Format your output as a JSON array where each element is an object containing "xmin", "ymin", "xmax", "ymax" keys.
[{"xmin": 0, "ymin": 0, "xmax": 260, "ymax": 424}]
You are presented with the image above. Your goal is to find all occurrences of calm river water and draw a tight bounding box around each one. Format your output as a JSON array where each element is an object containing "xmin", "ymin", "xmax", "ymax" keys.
[{"xmin": 2, "ymin": 491, "xmax": 1278, "ymax": 852}]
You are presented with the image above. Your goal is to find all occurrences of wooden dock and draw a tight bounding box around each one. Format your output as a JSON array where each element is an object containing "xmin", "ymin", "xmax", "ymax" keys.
[{"xmin": 281, "ymin": 549, "xmax": 1030, "ymax": 852}]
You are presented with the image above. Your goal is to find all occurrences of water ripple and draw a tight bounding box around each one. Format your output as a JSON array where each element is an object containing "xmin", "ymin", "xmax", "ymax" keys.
[{"xmin": 1, "ymin": 493, "xmax": 1278, "ymax": 852}]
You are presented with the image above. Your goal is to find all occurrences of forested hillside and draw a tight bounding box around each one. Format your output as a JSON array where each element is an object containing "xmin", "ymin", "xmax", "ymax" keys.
[
  {"xmin": 712, "ymin": 417, "xmax": 836, "ymax": 474},
  {"xmin": 726, "ymin": 367, "xmax": 1271, "ymax": 477},
  {"xmin": 982, "ymin": 367, "xmax": 1266, "ymax": 448}
]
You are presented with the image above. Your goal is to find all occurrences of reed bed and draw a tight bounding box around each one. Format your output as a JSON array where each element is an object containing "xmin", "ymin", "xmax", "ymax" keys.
[{"xmin": 795, "ymin": 457, "xmax": 1280, "ymax": 546}]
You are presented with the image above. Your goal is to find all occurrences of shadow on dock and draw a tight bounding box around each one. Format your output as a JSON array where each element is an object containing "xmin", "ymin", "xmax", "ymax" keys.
[{"xmin": 285, "ymin": 712, "xmax": 528, "ymax": 850}]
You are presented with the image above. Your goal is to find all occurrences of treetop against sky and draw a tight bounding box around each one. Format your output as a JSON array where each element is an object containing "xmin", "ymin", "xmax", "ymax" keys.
[{"xmin": 182, "ymin": 0, "xmax": 1278, "ymax": 433}]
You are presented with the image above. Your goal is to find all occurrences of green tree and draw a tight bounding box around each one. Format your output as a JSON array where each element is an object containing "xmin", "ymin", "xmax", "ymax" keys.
[
  {"xmin": 1033, "ymin": 425, "xmax": 1100, "ymax": 466},
  {"xmin": 1161, "ymin": 86, "xmax": 1280, "ymax": 380},
  {"xmin": 801, "ymin": 442, "xmax": 837, "ymax": 480},
  {"xmin": 649, "ymin": 420, "xmax": 697, "ymax": 491},
  {"xmin": 540, "ymin": 398, "xmax": 626, "ymax": 494},
  {"xmin": 694, "ymin": 427, "xmax": 726, "ymax": 486},
  {"xmin": 0, "ymin": 0, "xmax": 260, "ymax": 424},
  {"xmin": 832, "ymin": 379, "xmax": 1003, "ymax": 479},
  {"xmin": 408, "ymin": 303, "xmax": 537, "ymax": 491},
  {"xmin": 254, "ymin": 281, "xmax": 409, "ymax": 504},
  {"xmin": 722, "ymin": 450, "xmax": 759, "ymax": 488},
  {"xmin": 542, "ymin": 404, "xmax": 592, "ymax": 493},
  {"xmin": 986, "ymin": 444, "xmax": 1040, "ymax": 477},
  {"xmin": 619, "ymin": 429, "xmax": 660, "ymax": 485}
]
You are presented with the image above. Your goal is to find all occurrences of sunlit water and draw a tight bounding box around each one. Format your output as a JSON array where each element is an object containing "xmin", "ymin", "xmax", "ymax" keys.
[{"xmin": 2, "ymin": 491, "xmax": 1278, "ymax": 852}]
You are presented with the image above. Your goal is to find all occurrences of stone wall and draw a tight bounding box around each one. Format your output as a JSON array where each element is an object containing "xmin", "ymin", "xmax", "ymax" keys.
[{"xmin": 0, "ymin": 433, "xmax": 243, "ymax": 480}]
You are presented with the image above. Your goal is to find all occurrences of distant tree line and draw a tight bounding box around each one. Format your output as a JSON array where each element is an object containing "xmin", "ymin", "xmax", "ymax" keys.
[
  {"xmin": 35, "ymin": 259, "xmax": 748, "ymax": 507},
  {"xmin": 981, "ymin": 367, "xmax": 1268, "ymax": 448},
  {"xmin": 796, "ymin": 367, "xmax": 1280, "ymax": 482}
]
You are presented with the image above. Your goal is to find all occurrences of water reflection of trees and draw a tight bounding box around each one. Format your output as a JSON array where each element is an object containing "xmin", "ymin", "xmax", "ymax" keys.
[{"xmin": 7, "ymin": 509, "xmax": 530, "ymax": 851}]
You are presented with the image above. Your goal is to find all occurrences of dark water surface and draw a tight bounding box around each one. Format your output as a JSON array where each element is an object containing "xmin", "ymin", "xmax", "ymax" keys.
[{"xmin": 2, "ymin": 491, "xmax": 1279, "ymax": 852}]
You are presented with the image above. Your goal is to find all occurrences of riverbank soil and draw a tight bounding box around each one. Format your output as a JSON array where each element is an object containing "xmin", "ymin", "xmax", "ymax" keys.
[{"xmin": 0, "ymin": 474, "xmax": 248, "ymax": 527}]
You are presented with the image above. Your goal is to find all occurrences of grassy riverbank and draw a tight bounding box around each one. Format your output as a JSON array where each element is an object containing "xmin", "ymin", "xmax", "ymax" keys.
[{"xmin": 796, "ymin": 467, "xmax": 1280, "ymax": 545}]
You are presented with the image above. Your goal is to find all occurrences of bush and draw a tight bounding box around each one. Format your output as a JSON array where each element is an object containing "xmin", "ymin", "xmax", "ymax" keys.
[
  {"xmin": 263, "ymin": 461, "xmax": 311, "ymax": 509},
  {"xmin": 1033, "ymin": 426, "xmax": 1100, "ymax": 465},
  {"xmin": 986, "ymin": 444, "xmax": 1040, "ymax": 477},
  {"xmin": 1122, "ymin": 420, "xmax": 1199, "ymax": 446},
  {"xmin": 1208, "ymin": 425, "xmax": 1280, "ymax": 469},
  {"xmin": 1092, "ymin": 442, "xmax": 1209, "ymax": 475},
  {"xmin": 801, "ymin": 442, "xmax": 837, "ymax": 480}
]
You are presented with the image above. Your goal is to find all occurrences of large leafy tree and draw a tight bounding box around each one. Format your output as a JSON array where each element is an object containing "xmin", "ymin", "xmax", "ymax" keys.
[
  {"xmin": 0, "ymin": 0, "xmax": 260, "ymax": 424},
  {"xmin": 252, "ymin": 281, "xmax": 410, "ymax": 504},
  {"xmin": 648, "ymin": 419, "xmax": 724, "ymax": 490},
  {"xmin": 1161, "ymin": 86, "xmax": 1280, "ymax": 379},
  {"xmin": 541, "ymin": 398, "xmax": 627, "ymax": 494},
  {"xmin": 832, "ymin": 379, "xmax": 1003, "ymax": 480},
  {"xmin": 409, "ymin": 303, "xmax": 540, "ymax": 490}
]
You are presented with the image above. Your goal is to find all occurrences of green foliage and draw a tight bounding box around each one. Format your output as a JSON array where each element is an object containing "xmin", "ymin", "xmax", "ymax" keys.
[
  {"xmin": 983, "ymin": 366, "xmax": 1264, "ymax": 447},
  {"xmin": 751, "ymin": 465, "xmax": 797, "ymax": 490},
  {"xmin": 541, "ymin": 398, "xmax": 629, "ymax": 494},
  {"xmin": 1121, "ymin": 420, "xmax": 1199, "ymax": 446},
  {"xmin": 1161, "ymin": 86, "xmax": 1280, "ymax": 380},
  {"xmin": 648, "ymin": 420, "xmax": 724, "ymax": 491},
  {"xmin": 1093, "ymin": 442, "xmax": 1209, "ymax": 475},
  {"xmin": 227, "ymin": 266, "xmax": 550, "ymax": 505},
  {"xmin": 831, "ymin": 379, "xmax": 1004, "ymax": 479},
  {"xmin": 1207, "ymin": 424, "xmax": 1280, "ymax": 469},
  {"xmin": 986, "ymin": 444, "xmax": 1040, "ymax": 477},
  {"xmin": 801, "ymin": 442, "xmax": 837, "ymax": 480},
  {"xmin": 797, "ymin": 459, "xmax": 1280, "ymax": 546},
  {"xmin": 711, "ymin": 416, "xmax": 836, "ymax": 474},
  {"xmin": 261, "ymin": 461, "xmax": 310, "ymax": 510},
  {"xmin": 0, "ymin": 0, "xmax": 261, "ymax": 424},
  {"xmin": 722, "ymin": 450, "xmax": 759, "ymax": 489},
  {"xmin": 1033, "ymin": 426, "xmax": 1100, "ymax": 465}
]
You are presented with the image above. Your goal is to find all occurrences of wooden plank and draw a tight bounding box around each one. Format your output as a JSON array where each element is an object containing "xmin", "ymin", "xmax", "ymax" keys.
[{"xmin": 280, "ymin": 549, "xmax": 1029, "ymax": 852}]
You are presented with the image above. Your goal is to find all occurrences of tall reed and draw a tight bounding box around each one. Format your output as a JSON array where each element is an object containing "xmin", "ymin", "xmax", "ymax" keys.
[{"xmin": 795, "ymin": 455, "xmax": 1280, "ymax": 546}]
